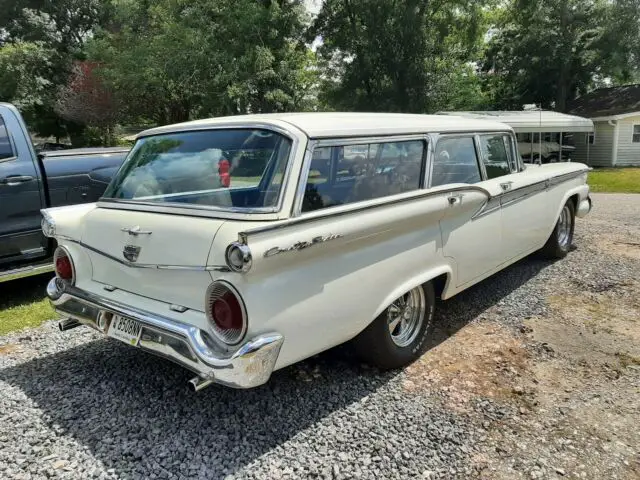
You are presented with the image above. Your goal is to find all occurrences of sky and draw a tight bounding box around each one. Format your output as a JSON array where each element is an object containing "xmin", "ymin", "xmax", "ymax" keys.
[{"xmin": 304, "ymin": 0, "xmax": 323, "ymax": 15}]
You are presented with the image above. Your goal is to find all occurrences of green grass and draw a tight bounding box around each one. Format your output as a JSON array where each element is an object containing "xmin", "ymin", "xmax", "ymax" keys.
[
  {"xmin": 588, "ymin": 168, "xmax": 640, "ymax": 193},
  {"xmin": 0, "ymin": 274, "xmax": 56, "ymax": 336}
]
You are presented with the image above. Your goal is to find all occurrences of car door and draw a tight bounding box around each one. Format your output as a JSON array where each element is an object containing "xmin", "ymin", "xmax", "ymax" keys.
[
  {"xmin": 0, "ymin": 110, "xmax": 46, "ymax": 263},
  {"xmin": 434, "ymin": 135, "xmax": 505, "ymax": 287},
  {"xmin": 477, "ymin": 133, "xmax": 550, "ymax": 260}
]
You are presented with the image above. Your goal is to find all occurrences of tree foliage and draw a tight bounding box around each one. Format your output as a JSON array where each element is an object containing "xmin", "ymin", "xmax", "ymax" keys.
[
  {"xmin": 1, "ymin": 0, "xmax": 640, "ymax": 144},
  {"xmin": 87, "ymin": 0, "xmax": 316, "ymax": 124},
  {"xmin": 311, "ymin": 0, "xmax": 490, "ymax": 113},
  {"xmin": 482, "ymin": 0, "xmax": 640, "ymax": 111}
]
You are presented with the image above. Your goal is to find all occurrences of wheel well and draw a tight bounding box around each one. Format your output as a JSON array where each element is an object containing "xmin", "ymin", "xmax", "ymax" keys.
[
  {"xmin": 569, "ymin": 194, "xmax": 579, "ymax": 211},
  {"xmin": 431, "ymin": 273, "xmax": 449, "ymax": 300}
]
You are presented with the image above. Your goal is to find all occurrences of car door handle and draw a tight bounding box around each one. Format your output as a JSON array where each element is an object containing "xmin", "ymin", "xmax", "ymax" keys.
[
  {"xmin": 0, "ymin": 175, "xmax": 34, "ymax": 186},
  {"xmin": 500, "ymin": 181, "xmax": 513, "ymax": 191}
]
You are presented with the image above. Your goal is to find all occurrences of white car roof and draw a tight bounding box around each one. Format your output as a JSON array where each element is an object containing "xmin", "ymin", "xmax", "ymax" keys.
[{"xmin": 138, "ymin": 112, "xmax": 513, "ymax": 139}]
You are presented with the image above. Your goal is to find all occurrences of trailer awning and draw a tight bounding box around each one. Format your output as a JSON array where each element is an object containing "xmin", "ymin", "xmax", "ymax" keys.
[{"xmin": 438, "ymin": 110, "xmax": 594, "ymax": 133}]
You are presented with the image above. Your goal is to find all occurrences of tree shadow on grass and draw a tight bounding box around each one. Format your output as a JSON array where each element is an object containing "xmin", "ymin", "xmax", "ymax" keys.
[{"xmin": 0, "ymin": 273, "xmax": 54, "ymax": 310}]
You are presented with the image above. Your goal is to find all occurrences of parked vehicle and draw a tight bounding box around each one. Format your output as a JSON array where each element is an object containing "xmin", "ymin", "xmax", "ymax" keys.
[
  {"xmin": 0, "ymin": 103, "xmax": 129, "ymax": 282},
  {"xmin": 44, "ymin": 113, "xmax": 593, "ymax": 391},
  {"xmin": 518, "ymin": 140, "xmax": 576, "ymax": 163}
]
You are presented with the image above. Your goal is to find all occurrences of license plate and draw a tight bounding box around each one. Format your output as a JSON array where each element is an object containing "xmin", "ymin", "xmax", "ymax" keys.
[{"xmin": 107, "ymin": 315, "xmax": 142, "ymax": 346}]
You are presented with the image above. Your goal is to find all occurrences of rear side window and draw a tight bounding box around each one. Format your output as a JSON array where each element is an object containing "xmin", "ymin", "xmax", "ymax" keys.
[
  {"xmin": 431, "ymin": 137, "xmax": 482, "ymax": 187},
  {"xmin": 479, "ymin": 134, "xmax": 512, "ymax": 179},
  {"xmin": 0, "ymin": 116, "xmax": 15, "ymax": 160},
  {"xmin": 302, "ymin": 140, "xmax": 425, "ymax": 213}
]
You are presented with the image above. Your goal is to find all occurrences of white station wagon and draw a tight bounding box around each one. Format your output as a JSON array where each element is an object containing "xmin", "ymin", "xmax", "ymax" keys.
[{"xmin": 43, "ymin": 113, "xmax": 593, "ymax": 391}]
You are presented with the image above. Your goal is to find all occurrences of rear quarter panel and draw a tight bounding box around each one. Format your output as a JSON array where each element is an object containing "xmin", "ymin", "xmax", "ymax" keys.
[{"xmin": 209, "ymin": 191, "xmax": 456, "ymax": 370}]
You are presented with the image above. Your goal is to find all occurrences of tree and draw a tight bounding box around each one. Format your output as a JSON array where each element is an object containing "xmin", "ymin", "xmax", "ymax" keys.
[
  {"xmin": 482, "ymin": 0, "xmax": 640, "ymax": 112},
  {"xmin": 55, "ymin": 61, "xmax": 118, "ymax": 145},
  {"xmin": 87, "ymin": 0, "xmax": 317, "ymax": 125},
  {"xmin": 311, "ymin": 0, "xmax": 490, "ymax": 113}
]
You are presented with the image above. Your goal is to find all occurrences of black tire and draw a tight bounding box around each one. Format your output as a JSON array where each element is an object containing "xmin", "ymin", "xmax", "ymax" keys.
[
  {"xmin": 353, "ymin": 282, "xmax": 436, "ymax": 370},
  {"xmin": 540, "ymin": 200, "xmax": 575, "ymax": 259}
]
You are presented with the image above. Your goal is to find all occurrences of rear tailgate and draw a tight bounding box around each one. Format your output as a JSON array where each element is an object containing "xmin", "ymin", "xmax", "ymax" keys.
[{"xmin": 81, "ymin": 206, "xmax": 225, "ymax": 311}]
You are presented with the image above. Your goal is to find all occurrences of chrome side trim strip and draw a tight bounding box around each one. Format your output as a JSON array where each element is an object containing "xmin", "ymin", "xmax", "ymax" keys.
[
  {"xmin": 65, "ymin": 238, "xmax": 230, "ymax": 272},
  {"xmin": 239, "ymin": 185, "xmax": 491, "ymax": 241},
  {"xmin": 548, "ymin": 170, "xmax": 585, "ymax": 186},
  {"xmin": 500, "ymin": 180, "xmax": 547, "ymax": 208}
]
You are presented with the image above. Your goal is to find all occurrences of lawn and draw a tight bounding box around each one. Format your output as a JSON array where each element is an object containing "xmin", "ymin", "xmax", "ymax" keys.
[
  {"xmin": 0, "ymin": 275, "xmax": 56, "ymax": 336},
  {"xmin": 588, "ymin": 167, "xmax": 640, "ymax": 194}
]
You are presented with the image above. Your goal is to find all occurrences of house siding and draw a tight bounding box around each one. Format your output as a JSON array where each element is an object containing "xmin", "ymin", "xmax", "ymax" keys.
[
  {"xmin": 572, "ymin": 121, "xmax": 614, "ymax": 167},
  {"xmin": 615, "ymin": 115, "xmax": 640, "ymax": 166}
]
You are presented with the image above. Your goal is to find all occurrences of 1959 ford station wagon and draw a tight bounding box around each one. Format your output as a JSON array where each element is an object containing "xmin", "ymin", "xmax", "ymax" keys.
[{"xmin": 43, "ymin": 113, "xmax": 592, "ymax": 391}]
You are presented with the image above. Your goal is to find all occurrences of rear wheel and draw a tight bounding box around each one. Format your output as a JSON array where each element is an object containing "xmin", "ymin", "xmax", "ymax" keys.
[
  {"xmin": 353, "ymin": 282, "xmax": 436, "ymax": 370},
  {"xmin": 540, "ymin": 200, "xmax": 575, "ymax": 259}
]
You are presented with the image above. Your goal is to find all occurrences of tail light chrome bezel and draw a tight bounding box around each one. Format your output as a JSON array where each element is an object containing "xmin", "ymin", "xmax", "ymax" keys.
[
  {"xmin": 225, "ymin": 242, "xmax": 252, "ymax": 273},
  {"xmin": 205, "ymin": 281, "xmax": 247, "ymax": 346},
  {"xmin": 53, "ymin": 246, "xmax": 76, "ymax": 286}
]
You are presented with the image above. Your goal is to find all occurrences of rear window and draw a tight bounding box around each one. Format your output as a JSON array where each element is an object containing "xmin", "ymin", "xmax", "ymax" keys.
[
  {"xmin": 103, "ymin": 129, "xmax": 292, "ymax": 210},
  {"xmin": 0, "ymin": 116, "xmax": 15, "ymax": 160}
]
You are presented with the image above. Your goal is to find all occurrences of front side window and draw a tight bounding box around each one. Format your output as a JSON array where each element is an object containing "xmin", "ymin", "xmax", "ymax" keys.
[
  {"xmin": 0, "ymin": 116, "xmax": 15, "ymax": 161},
  {"xmin": 431, "ymin": 136, "xmax": 482, "ymax": 187},
  {"xmin": 632, "ymin": 125, "xmax": 640, "ymax": 143},
  {"xmin": 103, "ymin": 129, "xmax": 292, "ymax": 210},
  {"xmin": 302, "ymin": 140, "xmax": 425, "ymax": 213},
  {"xmin": 479, "ymin": 134, "xmax": 512, "ymax": 179}
]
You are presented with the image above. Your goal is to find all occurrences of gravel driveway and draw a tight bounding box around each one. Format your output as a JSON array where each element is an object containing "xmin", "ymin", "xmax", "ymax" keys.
[{"xmin": 1, "ymin": 193, "xmax": 639, "ymax": 480}]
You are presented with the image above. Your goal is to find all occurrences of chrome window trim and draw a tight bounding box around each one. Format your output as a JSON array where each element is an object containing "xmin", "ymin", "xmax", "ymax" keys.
[
  {"xmin": 292, "ymin": 134, "xmax": 430, "ymax": 217},
  {"xmin": 98, "ymin": 123, "xmax": 300, "ymax": 217}
]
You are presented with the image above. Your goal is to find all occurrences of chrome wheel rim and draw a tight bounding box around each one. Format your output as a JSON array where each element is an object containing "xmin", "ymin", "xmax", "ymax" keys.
[
  {"xmin": 387, "ymin": 287, "xmax": 426, "ymax": 348},
  {"xmin": 557, "ymin": 205, "xmax": 572, "ymax": 248}
]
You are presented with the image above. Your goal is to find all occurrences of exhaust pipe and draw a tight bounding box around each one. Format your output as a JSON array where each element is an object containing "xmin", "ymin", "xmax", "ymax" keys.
[
  {"xmin": 188, "ymin": 376, "xmax": 214, "ymax": 392},
  {"xmin": 58, "ymin": 318, "xmax": 81, "ymax": 332}
]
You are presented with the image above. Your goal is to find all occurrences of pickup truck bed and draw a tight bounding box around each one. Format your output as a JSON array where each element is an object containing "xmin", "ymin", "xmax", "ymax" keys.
[{"xmin": 0, "ymin": 102, "xmax": 129, "ymax": 281}]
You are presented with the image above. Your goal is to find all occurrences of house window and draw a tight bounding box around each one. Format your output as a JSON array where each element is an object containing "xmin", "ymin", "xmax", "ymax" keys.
[
  {"xmin": 632, "ymin": 125, "xmax": 640, "ymax": 143},
  {"xmin": 586, "ymin": 130, "xmax": 595, "ymax": 145}
]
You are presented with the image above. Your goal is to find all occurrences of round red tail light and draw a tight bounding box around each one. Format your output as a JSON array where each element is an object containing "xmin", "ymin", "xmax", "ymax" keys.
[
  {"xmin": 54, "ymin": 246, "xmax": 75, "ymax": 284},
  {"xmin": 205, "ymin": 282, "xmax": 247, "ymax": 345}
]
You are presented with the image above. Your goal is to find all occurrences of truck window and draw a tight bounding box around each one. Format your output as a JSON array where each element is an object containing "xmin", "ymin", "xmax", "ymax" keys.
[{"xmin": 0, "ymin": 116, "xmax": 15, "ymax": 160}]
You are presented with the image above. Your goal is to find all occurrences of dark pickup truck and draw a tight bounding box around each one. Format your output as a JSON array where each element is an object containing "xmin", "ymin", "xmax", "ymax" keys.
[{"xmin": 0, "ymin": 103, "xmax": 128, "ymax": 282}]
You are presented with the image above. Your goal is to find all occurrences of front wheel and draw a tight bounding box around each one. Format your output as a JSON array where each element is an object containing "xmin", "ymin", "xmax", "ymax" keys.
[
  {"xmin": 540, "ymin": 200, "xmax": 575, "ymax": 259},
  {"xmin": 352, "ymin": 282, "xmax": 436, "ymax": 370}
]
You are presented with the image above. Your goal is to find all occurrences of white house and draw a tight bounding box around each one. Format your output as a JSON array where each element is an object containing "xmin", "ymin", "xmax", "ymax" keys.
[{"xmin": 569, "ymin": 84, "xmax": 640, "ymax": 167}]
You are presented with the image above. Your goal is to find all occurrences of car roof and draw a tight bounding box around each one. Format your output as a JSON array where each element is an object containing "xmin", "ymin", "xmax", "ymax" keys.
[{"xmin": 138, "ymin": 112, "xmax": 513, "ymax": 140}]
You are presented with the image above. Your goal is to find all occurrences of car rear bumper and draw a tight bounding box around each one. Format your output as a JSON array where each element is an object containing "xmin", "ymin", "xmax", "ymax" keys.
[{"xmin": 46, "ymin": 278, "xmax": 283, "ymax": 389}]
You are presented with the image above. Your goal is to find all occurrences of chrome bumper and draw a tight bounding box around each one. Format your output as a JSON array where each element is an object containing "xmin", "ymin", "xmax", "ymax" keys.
[
  {"xmin": 47, "ymin": 278, "xmax": 283, "ymax": 390},
  {"xmin": 576, "ymin": 195, "xmax": 593, "ymax": 218}
]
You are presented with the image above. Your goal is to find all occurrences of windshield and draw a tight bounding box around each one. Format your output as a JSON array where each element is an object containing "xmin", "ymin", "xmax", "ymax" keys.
[{"xmin": 103, "ymin": 129, "xmax": 292, "ymax": 210}]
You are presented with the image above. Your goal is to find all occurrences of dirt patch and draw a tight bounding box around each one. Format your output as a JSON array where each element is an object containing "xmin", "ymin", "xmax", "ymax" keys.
[
  {"xmin": 406, "ymin": 282, "xmax": 640, "ymax": 480},
  {"xmin": 0, "ymin": 344, "xmax": 20, "ymax": 355},
  {"xmin": 405, "ymin": 323, "xmax": 533, "ymax": 411}
]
